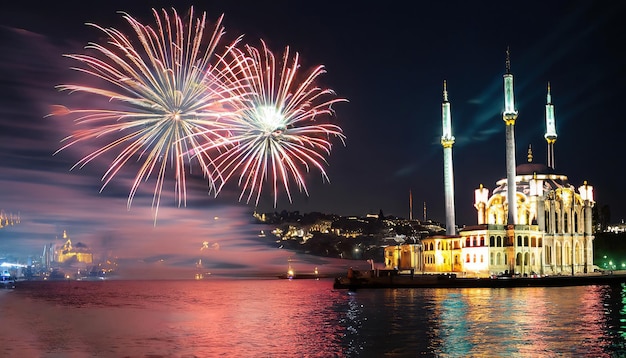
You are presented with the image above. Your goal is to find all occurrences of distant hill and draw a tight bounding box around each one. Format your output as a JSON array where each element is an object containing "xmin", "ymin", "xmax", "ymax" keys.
[{"xmin": 594, "ymin": 232, "xmax": 626, "ymax": 270}]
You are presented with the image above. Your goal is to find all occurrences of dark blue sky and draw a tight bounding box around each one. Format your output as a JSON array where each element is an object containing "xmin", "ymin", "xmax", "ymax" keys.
[{"xmin": 1, "ymin": 1, "xmax": 625, "ymax": 265}]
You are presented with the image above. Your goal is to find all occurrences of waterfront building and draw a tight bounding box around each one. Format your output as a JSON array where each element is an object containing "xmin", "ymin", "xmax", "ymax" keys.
[
  {"xmin": 606, "ymin": 220, "xmax": 626, "ymax": 233},
  {"xmin": 56, "ymin": 230, "xmax": 93, "ymax": 264},
  {"xmin": 385, "ymin": 50, "xmax": 595, "ymax": 277}
]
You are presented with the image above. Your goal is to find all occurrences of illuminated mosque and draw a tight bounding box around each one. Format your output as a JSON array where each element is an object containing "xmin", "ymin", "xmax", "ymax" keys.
[
  {"xmin": 385, "ymin": 50, "xmax": 595, "ymax": 277},
  {"xmin": 43, "ymin": 230, "xmax": 93, "ymax": 266}
]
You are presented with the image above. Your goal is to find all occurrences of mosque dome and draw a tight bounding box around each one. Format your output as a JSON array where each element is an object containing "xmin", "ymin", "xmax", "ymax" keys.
[
  {"xmin": 516, "ymin": 162, "xmax": 553, "ymax": 176},
  {"xmin": 515, "ymin": 144, "xmax": 554, "ymax": 176},
  {"xmin": 491, "ymin": 144, "xmax": 570, "ymax": 197}
]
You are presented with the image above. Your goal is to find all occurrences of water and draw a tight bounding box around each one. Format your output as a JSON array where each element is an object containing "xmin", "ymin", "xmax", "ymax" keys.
[{"xmin": 2, "ymin": 279, "xmax": 626, "ymax": 357}]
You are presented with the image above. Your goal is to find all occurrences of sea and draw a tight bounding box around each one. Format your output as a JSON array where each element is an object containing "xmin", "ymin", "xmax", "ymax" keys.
[{"xmin": 2, "ymin": 279, "xmax": 626, "ymax": 358}]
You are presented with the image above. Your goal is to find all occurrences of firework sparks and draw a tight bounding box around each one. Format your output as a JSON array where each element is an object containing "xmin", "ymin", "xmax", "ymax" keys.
[
  {"xmin": 51, "ymin": 7, "xmax": 248, "ymax": 221},
  {"xmin": 196, "ymin": 40, "xmax": 347, "ymax": 207}
]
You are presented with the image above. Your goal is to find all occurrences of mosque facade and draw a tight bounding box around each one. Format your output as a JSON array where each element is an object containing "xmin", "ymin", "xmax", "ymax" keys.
[
  {"xmin": 385, "ymin": 51, "xmax": 595, "ymax": 278},
  {"xmin": 55, "ymin": 230, "xmax": 94, "ymax": 265}
]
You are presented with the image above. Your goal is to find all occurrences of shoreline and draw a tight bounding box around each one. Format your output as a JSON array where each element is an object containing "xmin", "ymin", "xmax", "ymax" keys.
[{"xmin": 333, "ymin": 271, "xmax": 626, "ymax": 289}]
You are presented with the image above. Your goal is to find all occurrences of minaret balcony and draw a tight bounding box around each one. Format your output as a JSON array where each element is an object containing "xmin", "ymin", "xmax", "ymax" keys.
[
  {"xmin": 441, "ymin": 138, "xmax": 455, "ymax": 148},
  {"xmin": 502, "ymin": 113, "xmax": 518, "ymax": 125}
]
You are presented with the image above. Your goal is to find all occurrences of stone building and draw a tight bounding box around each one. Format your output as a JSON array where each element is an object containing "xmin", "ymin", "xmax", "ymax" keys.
[
  {"xmin": 385, "ymin": 51, "xmax": 595, "ymax": 277},
  {"xmin": 56, "ymin": 230, "xmax": 93, "ymax": 265}
]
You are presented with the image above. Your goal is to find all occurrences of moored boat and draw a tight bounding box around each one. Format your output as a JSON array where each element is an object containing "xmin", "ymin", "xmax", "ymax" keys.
[{"xmin": 278, "ymin": 263, "xmax": 329, "ymax": 280}]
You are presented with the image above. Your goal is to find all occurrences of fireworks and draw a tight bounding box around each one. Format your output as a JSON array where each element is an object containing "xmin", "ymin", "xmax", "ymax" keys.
[
  {"xmin": 52, "ymin": 7, "xmax": 247, "ymax": 219},
  {"xmin": 54, "ymin": 7, "xmax": 346, "ymax": 219},
  {"xmin": 195, "ymin": 40, "xmax": 346, "ymax": 206}
]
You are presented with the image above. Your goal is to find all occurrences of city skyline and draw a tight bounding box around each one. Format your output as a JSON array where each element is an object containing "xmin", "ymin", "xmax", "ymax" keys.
[{"xmin": 1, "ymin": 1, "xmax": 625, "ymax": 275}]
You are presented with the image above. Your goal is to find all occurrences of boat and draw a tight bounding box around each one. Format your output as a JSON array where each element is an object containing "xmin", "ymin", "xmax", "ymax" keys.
[
  {"xmin": 278, "ymin": 271, "xmax": 330, "ymax": 280},
  {"xmin": 1, "ymin": 270, "xmax": 16, "ymax": 289},
  {"xmin": 333, "ymin": 269, "xmax": 626, "ymax": 289},
  {"xmin": 278, "ymin": 262, "xmax": 329, "ymax": 280}
]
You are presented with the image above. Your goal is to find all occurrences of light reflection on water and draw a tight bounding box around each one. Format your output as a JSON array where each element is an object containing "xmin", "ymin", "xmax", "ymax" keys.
[{"xmin": 2, "ymin": 280, "xmax": 626, "ymax": 357}]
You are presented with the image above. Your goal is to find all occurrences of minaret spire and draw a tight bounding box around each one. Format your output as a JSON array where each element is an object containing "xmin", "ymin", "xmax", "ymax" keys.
[
  {"xmin": 502, "ymin": 48, "xmax": 518, "ymax": 225},
  {"xmin": 409, "ymin": 189, "xmax": 413, "ymax": 221},
  {"xmin": 544, "ymin": 82, "xmax": 558, "ymax": 169},
  {"xmin": 505, "ymin": 46, "xmax": 511, "ymax": 74},
  {"xmin": 441, "ymin": 80, "xmax": 456, "ymax": 235}
]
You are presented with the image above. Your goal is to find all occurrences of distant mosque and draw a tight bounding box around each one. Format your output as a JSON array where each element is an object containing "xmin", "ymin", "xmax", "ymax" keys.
[
  {"xmin": 44, "ymin": 230, "xmax": 93, "ymax": 266},
  {"xmin": 385, "ymin": 49, "xmax": 595, "ymax": 277}
]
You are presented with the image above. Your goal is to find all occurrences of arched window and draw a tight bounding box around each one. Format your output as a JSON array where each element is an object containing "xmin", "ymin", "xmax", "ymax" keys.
[
  {"xmin": 480, "ymin": 237, "xmax": 485, "ymax": 246},
  {"xmin": 490, "ymin": 252, "xmax": 494, "ymax": 265},
  {"xmin": 490, "ymin": 236, "xmax": 495, "ymax": 247},
  {"xmin": 531, "ymin": 237, "xmax": 536, "ymax": 247},
  {"xmin": 466, "ymin": 254, "xmax": 470, "ymax": 263},
  {"xmin": 466, "ymin": 238, "xmax": 471, "ymax": 247},
  {"xmin": 556, "ymin": 213, "xmax": 560, "ymax": 233},
  {"xmin": 496, "ymin": 252, "xmax": 502, "ymax": 265},
  {"xmin": 473, "ymin": 254, "xmax": 477, "ymax": 263},
  {"xmin": 524, "ymin": 236, "xmax": 529, "ymax": 247},
  {"xmin": 480, "ymin": 255, "xmax": 484, "ymax": 263},
  {"xmin": 517, "ymin": 236, "xmax": 522, "ymax": 246},
  {"xmin": 516, "ymin": 252, "xmax": 522, "ymax": 265},
  {"xmin": 497, "ymin": 236, "xmax": 502, "ymax": 247}
]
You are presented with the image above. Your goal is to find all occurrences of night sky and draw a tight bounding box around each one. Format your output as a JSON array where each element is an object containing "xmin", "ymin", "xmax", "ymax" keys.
[{"xmin": 1, "ymin": 1, "xmax": 625, "ymax": 275}]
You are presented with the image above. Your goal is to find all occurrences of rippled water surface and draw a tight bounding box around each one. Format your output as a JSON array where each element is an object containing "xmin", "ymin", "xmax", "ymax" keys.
[{"xmin": 2, "ymin": 280, "xmax": 626, "ymax": 357}]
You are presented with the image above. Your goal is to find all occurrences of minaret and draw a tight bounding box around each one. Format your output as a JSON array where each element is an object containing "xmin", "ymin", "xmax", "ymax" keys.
[
  {"xmin": 441, "ymin": 80, "xmax": 456, "ymax": 235},
  {"xmin": 578, "ymin": 181, "xmax": 595, "ymax": 273},
  {"xmin": 474, "ymin": 184, "xmax": 489, "ymax": 225},
  {"xmin": 544, "ymin": 82, "xmax": 558, "ymax": 169},
  {"xmin": 502, "ymin": 48, "xmax": 519, "ymax": 226}
]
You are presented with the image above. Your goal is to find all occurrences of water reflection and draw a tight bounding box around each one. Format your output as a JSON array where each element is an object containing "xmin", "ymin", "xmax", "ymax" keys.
[
  {"xmin": 340, "ymin": 292, "xmax": 365, "ymax": 355},
  {"xmin": 4, "ymin": 281, "xmax": 626, "ymax": 357},
  {"xmin": 3, "ymin": 280, "xmax": 348, "ymax": 357},
  {"xmin": 335, "ymin": 285, "xmax": 626, "ymax": 357},
  {"xmin": 599, "ymin": 283, "xmax": 626, "ymax": 354},
  {"xmin": 429, "ymin": 286, "xmax": 623, "ymax": 357}
]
